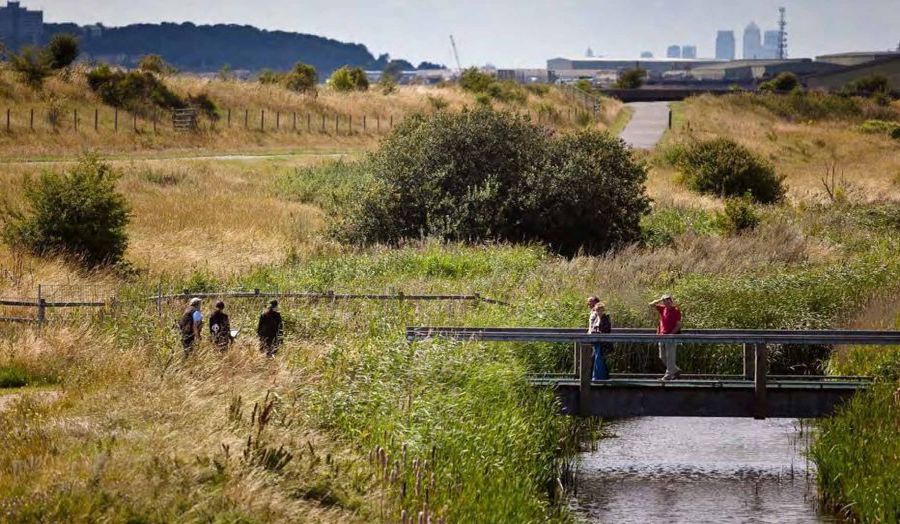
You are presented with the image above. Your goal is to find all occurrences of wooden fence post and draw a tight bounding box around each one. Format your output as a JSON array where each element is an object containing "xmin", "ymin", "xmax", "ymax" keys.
[
  {"xmin": 349, "ymin": 115, "xmax": 352, "ymax": 134},
  {"xmin": 245, "ymin": 109, "xmax": 249, "ymax": 129},
  {"xmin": 668, "ymin": 109, "xmax": 673, "ymax": 129},
  {"xmin": 94, "ymin": 108, "xmax": 99, "ymax": 132},
  {"xmin": 74, "ymin": 109, "xmax": 78, "ymax": 131},
  {"xmin": 156, "ymin": 282, "xmax": 163, "ymax": 317},
  {"xmin": 307, "ymin": 112, "xmax": 311, "ymax": 132},
  {"xmin": 390, "ymin": 115, "xmax": 393, "ymax": 129},
  {"xmin": 377, "ymin": 115, "xmax": 380, "ymax": 132},
  {"xmin": 36, "ymin": 284, "xmax": 46, "ymax": 331},
  {"xmin": 363, "ymin": 115, "xmax": 366, "ymax": 133},
  {"xmin": 335, "ymin": 114, "xmax": 339, "ymax": 134},
  {"xmin": 293, "ymin": 112, "xmax": 296, "ymax": 131},
  {"xmin": 227, "ymin": 108, "xmax": 231, "ymax": 128},
  {"xmin": 30, "ymin": 108, "xmax": 34, "ymax": 130},
  {"xmin": 114, "ymin": 108, "xmax": 118, "ymax": 132},
  {"xmin": 261, "ymin": 110, "xmax": 265, "ymax": 131},
  {"xmin": 6, "ymin": 108, "xmax": 9, "ymax": 132},
  {"xmin": 276, "ymin": 111, "xmax": 280, "ymax": 130},
  {"xmin": 321, "ymin": 114, "xmax": 325, "ymax": 132},
  {"xmin": 133, "ymin": 113, "xmax": 137, "ymax": 132},
  {"xmin": 754, "ymin": 344, "xmax": 768, "ymax": 419}
]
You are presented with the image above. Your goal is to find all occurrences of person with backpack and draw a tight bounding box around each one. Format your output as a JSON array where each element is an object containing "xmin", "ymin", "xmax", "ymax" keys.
[
  {"xmin": 209, "ymin": 301, "xmax": 234, "ymax": 351},
  {"xmin": 179, "ymin": 297, "xmax": 203, "ymax": 355},
  {"xmin": 256, "ymin": 300, "xmax": 283, "ymax": 357},
  {"xmin": 587, "ymin": 296, "xmax": 612, "ymax": 380}
]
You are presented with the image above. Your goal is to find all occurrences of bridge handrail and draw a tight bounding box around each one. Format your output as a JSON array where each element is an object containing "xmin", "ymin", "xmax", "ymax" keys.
[{"xmin": 406, "ymin": 327, "xmax": 900, "ymax": 346}]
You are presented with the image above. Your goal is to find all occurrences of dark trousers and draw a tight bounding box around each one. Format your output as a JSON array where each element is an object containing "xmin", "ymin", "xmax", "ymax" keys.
[
  {"xmin": 181, "ymin": 335, "xmax": 196, "ymax": 354},
  {"xmin": 259, "ymin": 337, "xmax": 279, "ymax": 356}
]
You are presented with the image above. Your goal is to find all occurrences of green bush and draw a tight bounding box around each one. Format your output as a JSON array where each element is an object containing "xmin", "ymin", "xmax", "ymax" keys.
[
  {"xmin": 458, "ymin": 67, "xmax": 494, "ymax": 93},
  {"xmin": 758, "ymin": 72, "xmax": 800, "ymax": 93},
  {"xmin": 329, "ymin": 66, "xmax": 369, "ymax": 92},
  {"xmin": 615, "ymin": 68, "xmax": 647, "ymax": 89},
  {"xmin": 574, "ymin": 79, "xmax": 593, "ymax": 93},
  {"xmin": 674, "ymin": 138, "xmax": 785, "ymax": 203},
  {"xmin": 859, "ymin": 119, "xmax": 900, "ymax": 138},
  {"xmin": 0, "ymin": 366, "xmax": 29, "ymax": 388},
  {"xmin": 716, "ymin": 195, "xmax": 760, "ymax": 233},
  {"xmin": 724, "ymin": 91, "xmax": 898, "ymax": 122},
  {"xmin": 460, "ymin": 68, "xmax": 527, "ymax": 105},
  {"xmin": 138, "ymin": 54, "xmax": 176, "ymax": 75},
  {"xmin": 257, "ymin": 69, "xmax": 280, "ymax": 85},
  {"xmin": 524, "ymin": 84, "xmax": 549, "ymax": 97},
  {"xmin": 86, "ymin": 65, "xmax": 186, "ymax": 116},
  {"xmin": 45, "ymin": 33, "xmax": 80, "ymax": 70},
  {"xmin": 841, "ymin": 74, "xmax": 892, "ymax": 98},
  {"xmin": 9, "ymin": 46, "xmax": 50, "ymax": 89},
  {"xmin": 283, "ymin": 62, "xmax": 317, "ymax": 93},
  {"xmin": 2, "ymin": 155, "xmax": 130, "ymax": 266},
  {"xmin": 336, "ymin": 108, "xmax": 649, "ymax": 255}
]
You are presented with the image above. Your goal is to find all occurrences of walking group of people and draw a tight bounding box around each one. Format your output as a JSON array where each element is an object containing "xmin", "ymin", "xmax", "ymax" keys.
[
  {"xmin": 587, "ymin": 293, "xmax": 683, "ymax": 381},
  {"xmin": 178, "ymin": 298, "xmax": 284, "ymax": 357}
]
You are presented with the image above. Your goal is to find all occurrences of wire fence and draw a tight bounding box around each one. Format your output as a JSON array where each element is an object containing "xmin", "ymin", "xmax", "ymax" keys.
[{"xmin": 0, "ymin": 105, "xmax": 602, "ymax": 136}]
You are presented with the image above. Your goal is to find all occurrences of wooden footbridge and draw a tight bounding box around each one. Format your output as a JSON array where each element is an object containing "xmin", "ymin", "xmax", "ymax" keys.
[{"xmin": 406, "ymin": 327, "xmax": 900, "ymax": 420}]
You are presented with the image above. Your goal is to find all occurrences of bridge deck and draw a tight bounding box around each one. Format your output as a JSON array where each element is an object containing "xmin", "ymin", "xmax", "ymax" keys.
[{"xmin": 406, "ymin": 326, "xmax": 899, "ymax": 419}]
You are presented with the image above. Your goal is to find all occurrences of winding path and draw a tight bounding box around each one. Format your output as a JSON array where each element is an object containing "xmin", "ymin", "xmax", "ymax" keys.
[{"xmin": 619, "ymin": 101, "xmax": 670, "ymax": 150}]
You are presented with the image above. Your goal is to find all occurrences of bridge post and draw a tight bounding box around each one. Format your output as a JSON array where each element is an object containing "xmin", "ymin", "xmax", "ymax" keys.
[
  {"xmin": 579, "ymin": 343, "xmax": 592, "ymax": 415},
  {"xmin": 754, "ymin": 344, "xmax": 768, "ymax": 419},
  {"xmin": 743, "ymin": 344, "xmax": 754, "ymax": 380}
]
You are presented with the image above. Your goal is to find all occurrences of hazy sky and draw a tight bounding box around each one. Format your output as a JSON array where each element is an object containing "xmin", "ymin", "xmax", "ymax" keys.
[{"xmin": 33, "ymin": 0, "xmax": 900, "ymax": 67}]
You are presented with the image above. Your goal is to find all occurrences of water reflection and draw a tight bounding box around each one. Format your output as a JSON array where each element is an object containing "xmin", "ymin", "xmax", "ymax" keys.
[{"xmin": 570, "ymin": 417, "xmax": 832, "ymax": 523}]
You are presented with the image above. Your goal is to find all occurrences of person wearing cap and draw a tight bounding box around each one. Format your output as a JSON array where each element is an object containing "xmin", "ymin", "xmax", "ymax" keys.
[
  {"xmin": 179, "ymin": 297, "xmax": 203, "ymax": 354},
  {"xmin": 256, "ymin": 299, "xmax": 284, "ymax": 357},
  {"xmin": 587, "ymin": 296, "xmax": 612, "ymax": 380},
  {"xmin": 209, "ymin": 301, "xmax": 234, "ymax": 351},
  {"xmin": 650, "ymin": 294, "xmax": 682, "ymax": 380}
]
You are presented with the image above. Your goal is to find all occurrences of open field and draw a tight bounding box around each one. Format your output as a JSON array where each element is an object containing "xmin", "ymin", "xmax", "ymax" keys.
[
  {"xmin": 1, "ymin": 92, "xmax": 898, "ymax": 522},
  {"xmin": 0, "ymin": 67, "xmax": 622, "ymax": 159}
]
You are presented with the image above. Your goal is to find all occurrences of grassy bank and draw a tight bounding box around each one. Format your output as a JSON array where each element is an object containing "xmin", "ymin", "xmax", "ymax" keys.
[{"xmin": 0, "ymin": 92, "xmax": 898, "ymax": 521}]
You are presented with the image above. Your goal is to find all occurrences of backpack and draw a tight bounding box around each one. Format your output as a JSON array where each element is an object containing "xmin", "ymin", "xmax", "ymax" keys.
[{"xmin": 179, "ymin": 309, "xmax": 195, "ymax": 336}]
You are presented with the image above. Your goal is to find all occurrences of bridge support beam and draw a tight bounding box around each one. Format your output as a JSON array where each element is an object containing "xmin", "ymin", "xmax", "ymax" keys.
[
  {"xmin": 579, "ymin": 343, "xmax": 592, "ymax": 415},
  {"xmin": 743, "ymin": 343, "xmax": 754, "ymax": 381},
  {"xmin": 754, "ymin": 344, "xmax": 768, "ymax": 419}
]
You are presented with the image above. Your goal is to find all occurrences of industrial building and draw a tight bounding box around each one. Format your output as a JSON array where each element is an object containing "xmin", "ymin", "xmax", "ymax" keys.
[
  {"xmin": 690, "ymin": 58, "xmax": 842, "ymax": 83},
  {"xmin": 716, "ymin": 31, "xmax": 736, "ymax": 61},
  {"xmin": 807, "ymin": 53, "xmax": 900, "ymax": 92},
  {"xmin": 0, "ymin": 1, "xmax": 42, "ymax": 49},
  {"xmin": 546, "ymin": 57, "xmax": 724, "ymax": 84}
]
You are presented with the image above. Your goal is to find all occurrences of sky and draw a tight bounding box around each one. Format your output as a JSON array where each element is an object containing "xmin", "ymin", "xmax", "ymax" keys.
[{"xmin": 32, "ymin": 0, "xmax": 900, "ymax": 68}]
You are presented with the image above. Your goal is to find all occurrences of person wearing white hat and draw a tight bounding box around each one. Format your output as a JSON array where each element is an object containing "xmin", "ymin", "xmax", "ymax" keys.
[
  {"xmin": 650, "ymin": 294, "xmax": 682, "ymax": 380},
  {"xmin": 178, "ymin": 297, "xmax": 203, "ymax": 355}
]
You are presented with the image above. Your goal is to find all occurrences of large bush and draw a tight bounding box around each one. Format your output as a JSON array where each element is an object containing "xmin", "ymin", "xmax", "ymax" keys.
[
  {"xmin": 329, "ymin": 66, "xmax": 369, "ymax": 92},
  {"xmin": 44, "ymin": 33, "xmax": 80, "ymax": 70},
  {"xmin": 459, "ymin": 67, "xmax": 528, "ymax": 105},
  {"xmin": 86, "ymin": 65, "xmax": 186, "ymax": 115},
  {"xmin": 2, "ymin": 156, "xmax": 130, "ymax": 266},
  {"xmin": 283, "ymin": 62, "xmax": 317, "ymax": 93},
  {"xmin": 758, "ymin": 72, "xmax": 800, "ymax": 93},
  {"xmin": 9, "ymin": 46, "xmax": 50, "ymax": 89},
  {"xmin": 615, "ymin": 68, "xmax": 647, "ymax": 89},
  {"xmin": 673, "ymin": 138, "xmax": 785, "ymax": 204},
  {"xmin": 337, "ymin": 108, "xmax": 649, "ymax": 255}
]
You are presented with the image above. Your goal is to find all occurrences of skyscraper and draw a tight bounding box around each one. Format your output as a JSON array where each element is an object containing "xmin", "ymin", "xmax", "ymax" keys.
[
  {"xmin": 0, "ymin": 1, "xmax": 43, "ymax": 49},
  {"xmin": 666, "ymin": 45, "xmax": 681, "ymax": 58},
  {"xmin": 681, "ymin": 45, "xmax": 697, "ymax": 59},
  {"xmin": 763, "ymin": 30, "xmax": 781, "ymax": 59},
  {"xmin": 716, "ymin": 30, "xmax": 736, "ymax": 60},
  {"xmin": 640, "ymin": 51, "xmax": 654, "ymax": 58},
  {"xmin": 743, "ymin": 22, "xmax": 762, "ymax": 59}
]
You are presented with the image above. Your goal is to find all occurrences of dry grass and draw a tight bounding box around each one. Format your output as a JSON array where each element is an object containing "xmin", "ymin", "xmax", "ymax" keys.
[
  {"xmin": 0, "ymin": 67, "xmax": 620, "ymax": 159},
  {"xmin": 654, "ymin": 95, "xmax": 900, "ymax": 203}
]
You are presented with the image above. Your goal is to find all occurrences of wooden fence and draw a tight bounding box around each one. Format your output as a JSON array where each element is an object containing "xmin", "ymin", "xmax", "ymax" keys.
[
  {"xmin": 0, "ymin": 286, "xmax": 507, "ymax": 326},
  {"xmin": 0, "ymin": 106, "xmax": 600, "ymax": 136}
]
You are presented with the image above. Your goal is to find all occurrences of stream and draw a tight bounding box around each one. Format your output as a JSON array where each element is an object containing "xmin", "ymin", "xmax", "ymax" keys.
[{"xmin": 569, "ymin": 417, "xmax": 833, "ymax": 523}]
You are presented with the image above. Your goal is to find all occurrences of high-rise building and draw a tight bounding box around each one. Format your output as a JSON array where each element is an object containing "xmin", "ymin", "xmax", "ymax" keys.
[
  {"xmin": 743, "ymin": 22, "xmax": 762, "ymax": 59},
  {"xmin": 716, "ymin": 30, "xmax": 736, "ymax": 60},
  {"xmin": 0, "ymin": 1, "xmax": 42, "ymax": 49},
  {"xmin": 585, "ymin": 47, "xmax": 595, "ymax": 58},
  {"xmin": 666, "ymin": 45, "xmax": 681, "ymax": 58},
  {"xmin": 640, "ymin": 51, "xmax": 654, "ymax": 58},
  {"xmin": 681, "ymin": 45, "xmax": 697, "ymax": 59},
  {"xmin": 763, "ymin": 30, "xmax": 781, "ymax": 59}
]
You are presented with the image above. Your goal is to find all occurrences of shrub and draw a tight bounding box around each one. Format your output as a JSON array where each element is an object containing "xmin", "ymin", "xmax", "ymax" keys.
[
  {"xmin": 2, "ymin": 155, "xmax": 130, "ymax": 266},
  {"xmin": 9, "ymin": 46, "xmax": 50, "ymax": 89},
  {"xmin": 86, "ymin": 65, "xmax": 186, "ymax": 115},
  {"xmin": 0, "ymin": 366, "xmax": 29, "ymax": 388},
  {"xmin": 858, "ymin": 119, "xmax": 900, "ymax": 136},
  {"xmin": 337, "ymin": 108, "xmax": 649, "ymax": 255},
  {"xmin": 329, "ymin": 66, "xmax": 369, "ymax": 92},
  {"xmin": 758, "ymin": 72, "xmax": 800, "ymax": 93},
  {"xmin": 574, "ymin": 79, "xmax": 593, "ymax": 93},
  {"xmin": 841, "ymin": 74, "xmax": 891, "ymax": 98},
  {"xmin": 615, "ymin": 68, "xmax": 647, "ymax": 89},
  {"xmin": 675, "ymin": 138, "xmax": 785, "ymax": 203},
  {"xmin": 257, "ymin": 69, "xmax": 281, "ymax": 85},
  {"xmin": 283, "ymin": 62, "xmax": 317, "ymax": 93},
  {"xmin": 138, "ymin": 54, "xmax": 176, "ymax": 75},
  {"xmin": 458, "ymin": 67, "xmax": 494, "ymax": 93},
  {"xmin": 524, "ymin": 84, "xmax": 549, "ymax": 97},
  {"xmin": 188, "ymin": 93, "xmax": 219, "ymax": 120},
  {"xmin": 45, "ymin": 33, "xmax": 80, "ymax": 70},
  {"xmin": 640, "ymin": 206, "xmax": 719, "ymax": 247},
  {"xmin": 716, "ymin": 195, "xmax": 760, "ymax": 233}
]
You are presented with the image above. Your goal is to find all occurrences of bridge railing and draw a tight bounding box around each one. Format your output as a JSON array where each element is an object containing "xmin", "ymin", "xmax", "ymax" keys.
[{"xmin": 406, "ymin": 326, "xmax": 900, "ymax": 419}]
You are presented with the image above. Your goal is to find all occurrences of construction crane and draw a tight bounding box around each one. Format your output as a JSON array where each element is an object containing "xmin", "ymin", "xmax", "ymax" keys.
[{"xmin": 449, "ymin": 34, "xmax": 463, "ymax": 74}]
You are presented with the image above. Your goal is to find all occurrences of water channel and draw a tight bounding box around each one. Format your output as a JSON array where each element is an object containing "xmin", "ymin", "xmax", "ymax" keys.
[{"xmin": 570, "ymin": 417, "xmax": 833, "ymax": 523}]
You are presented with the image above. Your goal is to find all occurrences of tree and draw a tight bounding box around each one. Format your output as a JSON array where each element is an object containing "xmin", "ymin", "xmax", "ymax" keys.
[
  {"xmin": 2, "ymin": 155, "xmax": 130, "ymax": 266},
  {"xmin": 329, "ymin": 66, "xmax": 369, "ymax": 92},
  {"xmin": 758, "ymin": 72, "xmax": 800, "ymax": 93},
  {"xmin": 674, "ymin": 138, "xmax": 785, "ymax": 204},
  {"xmin": 459, "ymin": 67, "xmax": 494, "ymax": 93},
  {"xmin": 615, "ymin": 68, "xmax": 647, "ymax": 89},
  {"xmin": 337, "ymin": 108, "xmax": 650, "ymax": 255},
  {"xmin": 283, "ymin": 62, "xmax": 317, "ymax": 93},
  {"xmin": 9, "ymin": 46, "xmax": 50, "ymax": 89},
  {"xmin": 45, "ymin": 33, "xmax": 80, "ymax": 70}
]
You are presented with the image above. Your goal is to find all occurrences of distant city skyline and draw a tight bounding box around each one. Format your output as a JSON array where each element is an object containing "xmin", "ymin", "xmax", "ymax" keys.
[{"xmin": 25, "ymin": 0, "xmax": 900, "ymax": 67}]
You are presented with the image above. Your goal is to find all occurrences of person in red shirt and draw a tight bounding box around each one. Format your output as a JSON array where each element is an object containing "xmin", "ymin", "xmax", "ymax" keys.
[{"xmin": 650, "ymin": 294, "xmax": 682, "ymax": 380}]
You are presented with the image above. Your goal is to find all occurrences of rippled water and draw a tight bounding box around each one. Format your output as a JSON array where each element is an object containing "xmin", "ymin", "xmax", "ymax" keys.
[{"xmin": 569, "ymin": 417, "xmax": 833, "ymax": 523}]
